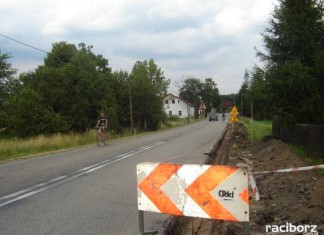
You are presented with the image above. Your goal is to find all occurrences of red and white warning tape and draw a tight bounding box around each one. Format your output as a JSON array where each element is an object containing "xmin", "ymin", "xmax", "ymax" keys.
[
  {"xmin": 252, "ymin": 165, "xmax": 324, "ymax": 175},
  {"xmin": 248, "ymin": 165, "xmax": 324, "ymax": 201},
  {"xmin": 248, "ymin": 172, "xmax": 260, "ymax": 201}
]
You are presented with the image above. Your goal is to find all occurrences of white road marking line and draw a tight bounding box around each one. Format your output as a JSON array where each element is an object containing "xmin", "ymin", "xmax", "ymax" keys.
[{"xmin": 0, "ymin": 141, "xmax": 165, "ymax": 208}]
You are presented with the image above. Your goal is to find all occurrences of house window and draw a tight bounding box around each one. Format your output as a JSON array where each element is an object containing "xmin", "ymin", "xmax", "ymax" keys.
[
  {"xmin": 165, "ymin": 100, "xmax": 168, "ymax": 104},
  {"xmin": 178, "ymin": 111, "xmax": 182, "ymax": 116},
  {"xmin": 172, "ymin": 99, "xmax": 175, "ymax": 104},
  {"xmin": 169, "ymin": 111, "xmax": 172, "ymax": 116}
]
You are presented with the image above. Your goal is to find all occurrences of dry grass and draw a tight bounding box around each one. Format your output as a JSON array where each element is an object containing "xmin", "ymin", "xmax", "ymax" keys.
[
  {"xmin": 0, "ymin": 131, "xmax": 97, "ymax": 162},
  {"xmin": 0, "ymin": 118, "xmax": 203, "ymax": 162}
]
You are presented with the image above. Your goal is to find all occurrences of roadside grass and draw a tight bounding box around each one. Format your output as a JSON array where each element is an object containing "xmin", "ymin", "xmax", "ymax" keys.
[
  {"xmin": 290, "ymin": 144, "xmax": 324, "ymax": 174},
  {"xmin": 241, "ymin": 118, "xmax": 324, "ymax": 173},
  {"xmin": 0, "ymin": 131, "xmax": 98, "ymax": 162},
  {"xmin": 0, "ymin": 117, "xmax": 202, "ymax": 162},
  {"xmin": 241, "ymin": 117, "xmax": 272, "ymax": 142},
  {"xmin": 160, "ymin": 116, "xmax": 199, "ymax": 130}
]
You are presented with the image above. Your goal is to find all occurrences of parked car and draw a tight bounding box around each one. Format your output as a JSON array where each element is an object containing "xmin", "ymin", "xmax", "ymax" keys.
[{"xmin": 209, "ymin": 113, "xmax": 218, "ymax": 121}]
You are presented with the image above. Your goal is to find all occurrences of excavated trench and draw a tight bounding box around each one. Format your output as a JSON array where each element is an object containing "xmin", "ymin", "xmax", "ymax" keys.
[{"xmin": 163, "ymin": 122, "xmax": 324, "ymax": 235}]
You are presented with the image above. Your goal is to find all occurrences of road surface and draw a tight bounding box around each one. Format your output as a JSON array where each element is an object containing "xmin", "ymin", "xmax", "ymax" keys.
[{"xmin": 0, "ymin": 118, "xmax": 227, "ymax": 235}]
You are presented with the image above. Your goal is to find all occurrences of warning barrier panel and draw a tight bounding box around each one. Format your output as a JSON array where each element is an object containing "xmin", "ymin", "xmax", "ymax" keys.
[{"xmin": 137, "ymin": 163, "xmax": 249, "ymax": 222}]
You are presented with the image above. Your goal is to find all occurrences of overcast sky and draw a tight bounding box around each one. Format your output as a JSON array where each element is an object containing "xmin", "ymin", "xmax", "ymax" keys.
[{"xmin": 0, "ymin": 0, "xmax": 277, "ymax": 94}]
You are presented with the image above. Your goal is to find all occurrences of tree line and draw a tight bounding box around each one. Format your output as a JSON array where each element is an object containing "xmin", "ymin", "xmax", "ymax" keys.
[
  {"xmin": 236, "ymin": 0, "xmax": 324, "ymax": 127},
  {"xmin": 178, "ymin": 77, "xmax": 220, "ymax": 117},
  {"xmin": 0, "ymin": 42, "xmax": 170, "ymax": 137},
  {"xmin": 0, "ymin": 42, "xmax": 221, "ymax": 138}
]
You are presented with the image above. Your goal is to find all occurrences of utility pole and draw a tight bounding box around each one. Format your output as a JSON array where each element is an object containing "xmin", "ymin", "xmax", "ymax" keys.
[
  {"xmin": 187, "ymin": 91, "xmax": 190, "ymax": 123},
  {"xmin": 251, "ymin": 101, "xmax": 253, "ymax": 121},
  {"xmin": 241, "ymin": 91, "xmax": 243, "ymax": 117},
  {"xmin": 127, "ymin": 76, "xmax": 134, "ymax": 134}
]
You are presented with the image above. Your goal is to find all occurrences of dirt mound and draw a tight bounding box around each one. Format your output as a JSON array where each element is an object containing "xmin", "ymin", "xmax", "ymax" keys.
[{"xmin": 165, "ymin": 122, "xmax": 324, "ymax": 234}]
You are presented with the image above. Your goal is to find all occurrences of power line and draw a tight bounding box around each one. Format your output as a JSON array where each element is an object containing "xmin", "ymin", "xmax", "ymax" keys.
[{"xmin": 0, "ymin": 33, "xmax": 48, "ymax": 54}]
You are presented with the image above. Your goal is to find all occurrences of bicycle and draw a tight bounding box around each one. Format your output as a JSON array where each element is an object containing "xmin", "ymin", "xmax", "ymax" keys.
[{"xmin": 96, "ymin": 126, "xmax": 107, "ymax": 147}]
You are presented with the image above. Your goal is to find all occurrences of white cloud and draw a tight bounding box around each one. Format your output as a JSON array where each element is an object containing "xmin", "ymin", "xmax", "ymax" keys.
[{"xmin": 0, "ymin": 0, "xmax": 277, "ymax": 94}]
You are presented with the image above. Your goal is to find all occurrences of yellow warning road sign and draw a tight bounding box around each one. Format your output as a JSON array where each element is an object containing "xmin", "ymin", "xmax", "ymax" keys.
[
  {"xmin": 230, "ymin": 106, "xmax": 238, "ymax": 116},
  {"xmin": 230, "ymin": 106, "xmax": 239, "ymax": 123},
  {"xmin": 230, "ymin": 115, "xmax": 238, "ymax": 123}
]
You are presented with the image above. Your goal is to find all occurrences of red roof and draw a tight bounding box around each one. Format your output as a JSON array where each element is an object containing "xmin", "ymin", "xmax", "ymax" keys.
[
  {"xmin": 221, "ymin": 100, "xmax": 233, "ymax": 108},
  {"xmin": 199, "ymin": 101, "xmax": 206, "ymax": 110}
]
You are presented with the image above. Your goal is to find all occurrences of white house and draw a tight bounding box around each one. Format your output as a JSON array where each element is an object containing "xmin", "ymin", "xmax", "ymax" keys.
[{"xmin": 163, "ymin": 93, "xmax": 195, "ymax": 118}]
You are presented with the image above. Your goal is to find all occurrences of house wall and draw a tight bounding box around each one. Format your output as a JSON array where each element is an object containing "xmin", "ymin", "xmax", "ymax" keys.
[{"xmin": 163, "ymin": 94, "xmax": 194, "ymax": 118}]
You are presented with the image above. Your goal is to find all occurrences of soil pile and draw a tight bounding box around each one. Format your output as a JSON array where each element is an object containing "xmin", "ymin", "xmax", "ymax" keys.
[{"xmin": 165, "ymin": 122, "xmax": 324, "ymax": 234}]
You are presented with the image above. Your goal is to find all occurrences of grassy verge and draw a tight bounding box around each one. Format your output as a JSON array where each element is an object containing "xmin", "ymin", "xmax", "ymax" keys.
[
  {"xmin": 241, "ymin": 117, "xmax": 272, "ymax": 142},
  {"xmin": 0, "ymin": 117, "xmax": 202, "ymax": 162},
  {"xmin": 160, "ymin": 116, "xmax": 199, "ymax": 130},
  {"xmin": 0, "ymin": 131, "xmax": 97, "ymax": 162},
  {"xmin": 290, "ymin": 144, "xmax": 324, "ymax": 169},
  {"xmin": 242, "ymin": 118, "xmax": 324, "ymax": 172}
]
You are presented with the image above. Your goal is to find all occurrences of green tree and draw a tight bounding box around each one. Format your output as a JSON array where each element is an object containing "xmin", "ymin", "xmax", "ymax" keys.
[
  {"xmin": 200, "ymin": 78, "xmax": 220, "ymax": 114},
  {"xmin": 179, "ymin": 78, "xmax": 220, "ymax": 116},
  {"xmin": 0, "ymin": 52, "xmax": 17, "ymax": 102},
  {"xmin": 3, "ymin": 88, "xmax": 68, "ymax": 137},
  {"xmin": 44, "ymin": 42, "xmax": 77, "ymax": 68},
  {"xmin": 111, "ymin": 70, "xmax": 132, "ymax": 132},
  {"xmin": 237, "ymin": 69, "xmax": 252, "ymax": 117},
  {"xmin": 258, "ymin": 0, "xmax": 324, "ymax": 125},
  {"xmin": 24, "ymin": 42, "xmax": 114, "ymax": 133},
  {"xmin": 249, "ymin": 66, "xmax": 270, "ymax": 120},
  {"xmin": 0, "ymin": 52, "xmax": 19, "ymax": 131},
  {"xmin": 130, "ymin": 59, "xmax": 169, "ymax": 130},
  {"xmin": 179, "ymin": 78, "xmax": 203, "ymax": 118}
]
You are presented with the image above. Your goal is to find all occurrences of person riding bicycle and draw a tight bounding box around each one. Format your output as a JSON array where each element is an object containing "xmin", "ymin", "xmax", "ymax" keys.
[{"xmin": 96, "ymin": 112, "xmax": 108, "ymax": 135}]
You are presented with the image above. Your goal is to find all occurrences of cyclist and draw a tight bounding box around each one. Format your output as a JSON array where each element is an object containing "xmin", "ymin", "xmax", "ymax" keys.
[{"xmin": 96, "ymin": 112, "xmax": 108, "ymax": 141}]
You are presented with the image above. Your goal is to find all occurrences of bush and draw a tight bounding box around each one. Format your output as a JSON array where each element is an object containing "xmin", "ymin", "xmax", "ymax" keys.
[
  {"xmin": 3, "ymin": 88, "xmax": 69, "ymax": 138},
  {"xmin": 168, "ymin": 115, "xmax": 180, "ymax": 121}
]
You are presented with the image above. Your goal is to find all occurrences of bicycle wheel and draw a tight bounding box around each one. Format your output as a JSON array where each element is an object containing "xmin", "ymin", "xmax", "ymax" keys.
[
  {"xmin": 97, "ymin": 135, "xmax": 101, "ymax": 147},
  {"xmin": 97, "ymin": 133, "xmax": 103, "ymax": 147},
  {"xmin": 100, "ymin": 129, "xmax": 107, "ymax": 146},
  {"xmin": 102, "ymin": 132, "xmax": 107, "ymax": 145}
]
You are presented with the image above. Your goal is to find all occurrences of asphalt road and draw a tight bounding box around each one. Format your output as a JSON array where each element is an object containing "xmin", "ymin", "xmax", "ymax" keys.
[{"xmin": 0, "ymin": 118, "xmax": 227, "ymax": 235}]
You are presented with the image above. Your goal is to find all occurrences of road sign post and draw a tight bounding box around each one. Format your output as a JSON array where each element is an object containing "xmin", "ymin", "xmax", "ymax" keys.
[{"xmin": 137, "ymin": 163, "xmax": 249, "ymax": 233}]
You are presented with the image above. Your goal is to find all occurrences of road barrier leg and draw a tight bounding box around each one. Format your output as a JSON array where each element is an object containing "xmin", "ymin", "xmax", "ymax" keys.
[
  {"xmin": 244, "ymin": 222, "xmax": 249, "ymax": 235},
  {"xmin": 139, "ymin": 210, "xmax": 144, "ymax": 235},
  {"xmin": 138, "ymin": 210, "xmax": 158, "ymax": 235}
]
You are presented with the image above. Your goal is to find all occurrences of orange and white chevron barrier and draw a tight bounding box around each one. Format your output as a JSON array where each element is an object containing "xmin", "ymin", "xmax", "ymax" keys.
[
  {"xmin": 137, "ymin": 163, "xmax": 249, "ymax": 222},
  {"xmin": 249, "ymin": 165, "xmax": 324, "ymax": 201}
]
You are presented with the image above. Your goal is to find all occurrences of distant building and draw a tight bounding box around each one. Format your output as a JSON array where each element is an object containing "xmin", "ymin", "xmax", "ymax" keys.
[
  {"xmin": 198, "ymin": 100, "xmax": 206, "ymax": 117},
  {"xmin": 163, "ymin": 93, "xmax": 195, "ymax": 118},
  {"xmin": 220, "ymin": 98, "xmax": 234, "ymax": 110}
]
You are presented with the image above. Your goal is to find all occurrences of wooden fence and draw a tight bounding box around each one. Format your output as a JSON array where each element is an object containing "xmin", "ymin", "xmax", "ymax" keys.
[{"xmin": 272, "ymin": 122, "xmax": 324, "ymax": 157}]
